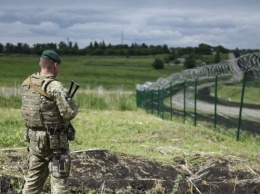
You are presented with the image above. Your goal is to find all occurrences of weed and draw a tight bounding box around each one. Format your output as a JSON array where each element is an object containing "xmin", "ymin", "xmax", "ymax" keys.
[
  {"xmin": 88, "ymin": 190, "xmax": 96, "ymax": 194},
  {"xmin": 172, "ymin": 174, "xmax": 182, "ymax": 194},
  {"xmin": 150, "ymin": 181, "xmax": 165, "ymax": 194}
]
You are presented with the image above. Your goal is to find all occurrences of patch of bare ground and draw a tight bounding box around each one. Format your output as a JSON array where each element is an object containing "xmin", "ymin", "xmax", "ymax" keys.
[{"xmin": 0, "ymin": 149, "xmax": 259, "ymax": 194}]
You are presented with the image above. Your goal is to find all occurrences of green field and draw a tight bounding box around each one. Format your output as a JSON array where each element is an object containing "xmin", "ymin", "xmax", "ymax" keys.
[{"xmin": 0, "ymin": 54, "xmax": 179, "ymax": 90}]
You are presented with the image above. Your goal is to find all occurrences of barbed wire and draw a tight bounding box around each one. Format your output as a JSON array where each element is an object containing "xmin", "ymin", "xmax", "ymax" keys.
[{"xmin": 136, "ymin": 52, "xmax": 260, "ymax": 91}]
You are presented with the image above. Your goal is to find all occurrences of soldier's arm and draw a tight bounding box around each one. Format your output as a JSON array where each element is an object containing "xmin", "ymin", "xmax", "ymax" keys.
[{"xmin": 46, "ymin": 81, "xmax": 78, "ymax": 121}]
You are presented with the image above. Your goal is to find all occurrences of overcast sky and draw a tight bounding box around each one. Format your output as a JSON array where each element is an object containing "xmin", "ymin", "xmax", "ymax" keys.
[{"xmin": 1, "ymin": 0, "xmax": 260, "ymax": 49}]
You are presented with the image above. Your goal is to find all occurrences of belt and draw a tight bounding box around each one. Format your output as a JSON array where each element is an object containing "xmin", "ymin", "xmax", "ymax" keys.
[
  {"xmin": 29, "ymin": 123, "xmax": 65, "ymax": 130},
  {"xmin": 29, "ymin": 127, "xmax": 66, "ymax": 136},
  {"xmin": 45, "ymin": 123, "xmax": 66, "ymax": 129},
  {"xmin": 29, "ymin": 127, "xmax": 46, "ymax": 131}
]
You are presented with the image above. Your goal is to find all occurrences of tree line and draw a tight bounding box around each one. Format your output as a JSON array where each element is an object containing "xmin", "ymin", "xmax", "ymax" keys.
[
  {"xmin": 0, "ymin": 41, "xmax": 233, "ymax": 56},
  {"xmin": 0, "ymin": 41, "xmax": 170, "ymax": 56},
  {"xmin": 1, "ymin": 40, "xmax": 259, "ymax": 72},
  {"xmin": 0, "ymin": 41, "xmax": 258, "ymax": 59}
]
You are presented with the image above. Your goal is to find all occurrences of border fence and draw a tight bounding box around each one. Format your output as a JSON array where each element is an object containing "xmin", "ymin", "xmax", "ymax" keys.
[{"xmin": 136, "ymin": 53, "xmax": 260, "ymax": 140}]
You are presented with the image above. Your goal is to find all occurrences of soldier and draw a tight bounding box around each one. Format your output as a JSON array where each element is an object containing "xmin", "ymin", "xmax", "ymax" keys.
[{"xmin": 21, "ymin": 50, "xmax": 78, "ymax": 194}]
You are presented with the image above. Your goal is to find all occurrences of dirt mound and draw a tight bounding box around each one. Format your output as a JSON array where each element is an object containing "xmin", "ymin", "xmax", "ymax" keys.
[
  {"xmin": 69, "ymin": 149, "xmax": 184, "ymax": 193},
  {"xmin": 0, "ymin": 149, "xmax": 260, "ymax": 193}
]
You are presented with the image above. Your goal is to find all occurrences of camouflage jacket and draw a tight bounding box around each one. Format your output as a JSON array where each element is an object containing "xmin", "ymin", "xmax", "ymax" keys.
[{"xmin": 21, "ymin": 72, "xmax": 78, "ymax": 129}]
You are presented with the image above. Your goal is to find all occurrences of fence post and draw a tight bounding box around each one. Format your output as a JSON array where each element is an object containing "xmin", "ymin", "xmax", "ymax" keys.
[
  {"xmin": 194, "ymin": 79, "xmax": 197, "ymax": 126},
  {"xmin": 140, "ymin": 90, "xmax": 144, "ymax": 109},
  {"xmin": 157, "ymin": 87, "xmax": 160, "ymax": 117},
  {"xmin": 145, "ymin": 89, "xmax": 148, "ymax": 113},
  {"xmin": 161, "ymin": 89, "xmax": 165, "ymax": 119},
  {"xmin": 183, "ymin": 81, "xmax": 186, "ymax": 123},
  {"xmin": 151, "ymin": 90, "xmax": 154, "ymax": 114},
  {"xmin": 136, "ymin": 89, "xmax": 139, "ymax": 108},
  {"xmin": 214, "ymin": 75, "xmax": 218, "ymax": 128},
  {"xmin": 237, "ymin": 71, "xmax": 247, "ymax": 141},
  {"xmin": 170, "ymin": 83, "xmax": 173, "ymax": 121}
]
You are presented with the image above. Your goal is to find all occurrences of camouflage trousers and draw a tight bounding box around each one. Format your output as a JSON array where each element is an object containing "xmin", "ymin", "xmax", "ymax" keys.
[{"xmin": 23, "ymin": 129, "xmax": 70, "ymax": 194}]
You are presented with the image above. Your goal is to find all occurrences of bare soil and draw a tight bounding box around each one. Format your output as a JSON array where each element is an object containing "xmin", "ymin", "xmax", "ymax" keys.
[{"xmin": 0, "ymin": 149, "xmax": 260, "ymax": 194}]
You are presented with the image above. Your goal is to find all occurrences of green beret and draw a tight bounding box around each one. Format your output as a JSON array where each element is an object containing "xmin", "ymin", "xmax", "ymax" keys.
[{"xmin": 42, "ymin": 50, "xmax": 61, "ymax": 63}]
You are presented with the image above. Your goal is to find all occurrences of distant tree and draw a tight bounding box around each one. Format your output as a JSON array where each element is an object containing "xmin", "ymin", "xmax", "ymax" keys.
[
  {"xmin": 196, "ymin": 43, "xmax": 211, "ymax": 55},
  {"xmin": 181, "ymin": 46, "xmax": 195, "ymax": 55},
  {"xmin": 100, "ymin": 41, "xmax": 106, "ymax": 49},
  {"xmin": 22, "ymin": 43, "xmax": 31, "ymax": 54},
  {"xmin": 169, "ymin": 48, "xmax": 181, "ymax": 61},
  {"xmin": 46, "ymin": 43, "xmax": 57, "ymax": 50},
  {"xmin": 94, "ymin": 41, "xmax": 99, "ymax": 49},
  {"xmin": 216, "ymin": 45, "xmax": 229, "ymax": 54},
  {"xmin": 59, "ymin": 41, "xmax": 71, "ymax": 54},
  {"xmin": 141, "ymin": 43, "xmax": 148, "ymax": 48},
  {"xmin": 92, "ymin": 48, "xmax": 104, "ymax": 55},
  {"xmin": 0, "ymin": 43, "xmax": 4, "ymax": 53},
  {"xmin": 184, "ymin": 55, "xmax": 196, "ymax": 69},
  {"xmin": 233, "ymin": 48, "xmax": 240, "ymax": 58},
  {"xmin": 162, "ymin": 44, "xmax": 169, "ymax": 53},
  {"xmin": 13, "ymin": 42, "xmax": 23, "ymax": 53},
  {"xmin": 89, "ymin": 42, "xmax": 94, "ymax": 49},
  {"xmin": 152, "ymin": 58, "xmax": 164, "ymax": 69},
  {"xmin": 5, "ymin": 43, "xmax": 14, "ymax": 53},
  {"xmin": 32, "ymin": 43, "xmax": 44, "ymax": 54},
  {"xmin": 68, "ymin": 41, "xmax": 73, "ymax": 48}
]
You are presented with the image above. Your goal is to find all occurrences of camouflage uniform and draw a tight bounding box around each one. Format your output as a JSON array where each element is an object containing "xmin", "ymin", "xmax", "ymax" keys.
[{"xmin": 21, "ymin": 72, "xmax": 78, "ymax": 194}]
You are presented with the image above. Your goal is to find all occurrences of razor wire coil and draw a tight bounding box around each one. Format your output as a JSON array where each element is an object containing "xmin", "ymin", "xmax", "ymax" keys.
[{"xmin": 136, "ymin": 52, "xmax": 260, "ymax": 91}]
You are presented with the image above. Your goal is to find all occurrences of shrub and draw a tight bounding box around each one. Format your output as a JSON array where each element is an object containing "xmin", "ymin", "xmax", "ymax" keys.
[
  {"xmin": 184, "ymin": 55, "xmax": 196, "ymax": 69},
  {"xmin": 152, "ymin": 58, "xmax": 164, "ymax": 69}
]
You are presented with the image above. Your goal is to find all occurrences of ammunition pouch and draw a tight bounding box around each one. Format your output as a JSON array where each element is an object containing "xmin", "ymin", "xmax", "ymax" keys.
[
  {"xmin": 51, "ymin": 153, "xmax": 71, "ymax": 178},
  {"xmin": 48, "ymin": 130, "xmax": 69, "ymax": 150},
  {"xmin": 67, "ymin": 124, "xmax": 75, "ymax": 141}
]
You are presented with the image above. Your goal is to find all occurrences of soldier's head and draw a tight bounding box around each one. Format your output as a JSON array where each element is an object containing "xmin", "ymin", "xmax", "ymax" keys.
[{"xmin": 39, "ymin": 50, "xmax": 61, "ymax": 76}]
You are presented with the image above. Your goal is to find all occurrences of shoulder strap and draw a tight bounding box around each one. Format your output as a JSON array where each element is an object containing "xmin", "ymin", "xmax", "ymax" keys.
[
  {"xmin": 42, "ymin": 78, "xmax": 55, "ymax": 92},
  {"xmin": 26, "ymin": 77, "xmax": 53, "ymax": 100}
]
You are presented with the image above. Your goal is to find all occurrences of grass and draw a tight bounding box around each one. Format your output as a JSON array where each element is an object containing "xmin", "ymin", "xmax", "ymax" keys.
[
  {"xmin": 0, "ymin": 108, "xmax": 26, "ymax": 147},
  {"xmin": 1, "ymin": 105, "xmax": 260, "ymax": 171},
  {"xmin": 213, "ymin": 80, "xmax": 260, "ymax": 104},
  {"xmin": 0, "ymin": 86, "xmax": 137, "ymax": 110},
  {"xmin": 200, "ymin": 53, "xmax": 229, "ymax": 64}
]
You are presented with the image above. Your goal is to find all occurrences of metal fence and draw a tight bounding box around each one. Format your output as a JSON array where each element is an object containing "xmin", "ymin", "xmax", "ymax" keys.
[{"xmin": 136, "ymin": 53, "xmax": 260, "ymax": 140}]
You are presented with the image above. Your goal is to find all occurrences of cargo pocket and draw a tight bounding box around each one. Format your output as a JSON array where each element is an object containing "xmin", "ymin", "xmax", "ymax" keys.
[
  {"xmin": 37, "ymin": 131, "xmax": 47, "ymax": 151},
  {"xmin": 59, "ymin": 131, "xmax": 69, "ymax": 149},
  {"xmin": 49, "ymin": 135, "xmax": 59, "ymax": 150},
  {"xmin": 51, "ymin": 154, "xmax": 71, "ymax": 178}
]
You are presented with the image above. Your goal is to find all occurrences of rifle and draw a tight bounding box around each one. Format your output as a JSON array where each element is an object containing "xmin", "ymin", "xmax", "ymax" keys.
[
  {"xmin": 67, "ymin": 80, "xmax": 80, "ymax": 141},
  {"xmin": 68, "ymin": 80, "xmax": 80, "ymax": 98}
]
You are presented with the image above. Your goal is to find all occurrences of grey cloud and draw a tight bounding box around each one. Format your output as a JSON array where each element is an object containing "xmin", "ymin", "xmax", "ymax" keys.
[
  {"xmin": 1, "ymin": 0, "xmax": 260, "ymax": 49},
  {"xmin": 30, "ymin": 22, "xmax": 60, "ymax": 35}
]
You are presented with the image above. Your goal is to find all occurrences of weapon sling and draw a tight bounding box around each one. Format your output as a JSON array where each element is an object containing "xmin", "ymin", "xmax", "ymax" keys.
[{"xmin": 25, "ymin": 76, "xmax": 53, "ymax": 100}]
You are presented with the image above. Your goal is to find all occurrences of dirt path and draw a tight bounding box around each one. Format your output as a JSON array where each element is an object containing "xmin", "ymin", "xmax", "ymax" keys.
[{"xmin": 171, "ymin": 83, "xmax": 260, "ymax": 119}]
